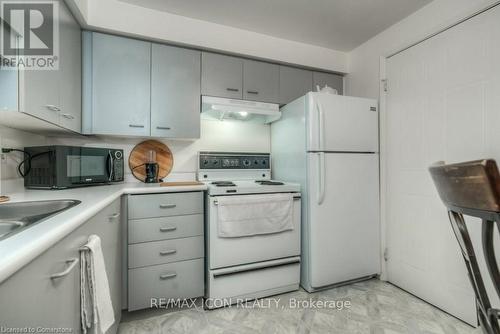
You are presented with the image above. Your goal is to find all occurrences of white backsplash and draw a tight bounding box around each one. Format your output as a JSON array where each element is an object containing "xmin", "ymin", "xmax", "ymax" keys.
[{"xmin": 0, "ymin": 120, "xmax": 270, "ymax": 194}]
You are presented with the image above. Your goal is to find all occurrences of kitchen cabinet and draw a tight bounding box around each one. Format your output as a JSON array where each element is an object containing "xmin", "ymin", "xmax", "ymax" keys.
[
  {"xmin": 243, "ymin": 60, "xmax": 280, "ymax": 103},
  {"xmin": 84, "ymin": 32, "xmax": 151, "ymax": 136},
  {"xmin": 201, "ymin": 52, "xmax": 243, "ymax": 99},
  {"xmin": 0, "ymin": 199, "xmax": 122, "ymax": 333},
  {"xmin": 0, "ymin": 2, "xmax": 82, "ymax": 134},
  {"xmin": 127, "ymin": 191, "xmax": 204, "ymax": 311},
  {"xmin": 151, "ymin": 44, "xmax": 200, "ymax": 138},
  {"xmin": 313, "ymin": 71, "xmax": 344, "ymax": 95},
  {"xmin": 83, "ymin": 32, "xmax": 201, "ymax": 139},
  {"xmin": 279, "ymin": 66, "xmax": 313, "ymax": 105},
  {"xmin": 58, "ymin": 3, "xmax": 82, "ymax": 132}
]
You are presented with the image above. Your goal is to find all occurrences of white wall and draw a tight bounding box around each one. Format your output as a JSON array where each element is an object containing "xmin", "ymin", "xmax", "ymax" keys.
[
  {"xmin": 69, "ymin": 0, "xmax": 348, "ymax": 73},
  {"xmin": 0, "ymin": 120, "xmax": 270, "ymax": 193},
  {"xmin": 345, "ymin": 0, "xmax": 499, "ymax": 99},
  {"xmin": 0, "ymin": 126, "xmax": 49, "ymax": 194}
]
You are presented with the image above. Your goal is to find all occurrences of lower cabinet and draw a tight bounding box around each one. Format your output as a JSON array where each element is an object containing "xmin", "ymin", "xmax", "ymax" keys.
[
  {"xmin": 0, "ymin": 198, "xmax": 121, "ymax": 334},
  {"xmin": 126, "ymin": 191, "xmax": 205, "ymax": 311}
]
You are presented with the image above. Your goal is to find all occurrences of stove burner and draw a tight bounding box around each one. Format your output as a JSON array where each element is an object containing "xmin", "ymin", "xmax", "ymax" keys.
[
  {"xmin": 255, "ymin": 180, "xmax": 285, "ymax": 186},
  {"xmin": 211, "ymin": 181, "xmax": 236, "ymax": 187}
]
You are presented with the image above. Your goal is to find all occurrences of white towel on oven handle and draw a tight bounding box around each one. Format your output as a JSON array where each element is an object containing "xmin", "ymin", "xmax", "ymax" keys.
[{"xmin": 216, "ymin": 193, "xmax": 294, "ymax": 238}]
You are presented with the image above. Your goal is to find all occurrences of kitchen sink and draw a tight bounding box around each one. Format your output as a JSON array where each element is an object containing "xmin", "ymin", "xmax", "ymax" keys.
[{"xmin": 0, "ymin": 199, "xmax": 81, "ymax": 240}]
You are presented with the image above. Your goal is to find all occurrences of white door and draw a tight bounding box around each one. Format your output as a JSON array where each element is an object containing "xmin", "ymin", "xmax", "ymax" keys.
[
  {"xmin": 385, "ymin": 5, "xmax": 500, "ymax": 325},
  {"xmin": 307, "ymin": 93, "xmax": 379, "ymax": 152},
  {"xmin": 307, "ymin": 152, "xmax": 380, "ymax": 287}
]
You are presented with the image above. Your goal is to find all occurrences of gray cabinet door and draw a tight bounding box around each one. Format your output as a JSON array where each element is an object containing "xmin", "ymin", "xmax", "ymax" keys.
[
  {"xmin": 312, "ymin": 71, "xmax": 344, "ymax": 95},
  {"xmin": 279, "ymin": 66, "xmax": 312, "ymax": 105},
  {"xmin": 58, "ymin": 3, "xmax": 82, "ymax": 132},
  {"xmin": 21, "ymin": 60, "xmax": 60, "ymax": 125},
  {"xmin": 201, "ymin": 52, "xmax": 243, "ymax": 99},
  {"xmin": 243, "ymin": 60, "xmax": 280, "ymax": 103},
  {"xmin": 151, "ymin": 44, "xmax": 200, "ymax": 138},
  {"xmin": 0, "ymin": 55, "xmax": 18, "ymax": 111},
  {"xmin": 0, "ymin": 199, "xmax": 121, "ymax": 333},
  {"xmin": 91, "ymin": 33, "xmax": 151, "ymax": 136}
]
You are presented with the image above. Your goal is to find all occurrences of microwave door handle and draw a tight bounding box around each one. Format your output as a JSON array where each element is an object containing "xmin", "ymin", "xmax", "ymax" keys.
[{"xmin": 107, "ymin": 151, "xmax": 114, "ymax": 181}]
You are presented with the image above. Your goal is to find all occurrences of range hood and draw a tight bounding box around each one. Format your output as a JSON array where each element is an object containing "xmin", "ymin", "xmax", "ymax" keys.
[{"xmin": 201, "ymin": 96, "xmax": 281, "ymax": 124}]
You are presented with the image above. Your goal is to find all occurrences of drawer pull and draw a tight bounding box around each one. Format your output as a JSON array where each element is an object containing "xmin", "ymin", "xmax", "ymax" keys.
[
  {"xmin": 61, "ymin": 113, "xmax": 75, "ymax": 120},
  {"xmin": 159, "ymin": 204, "xmax": 177, "ymax": 209},
  {"xmin": 45, "ymin": 104, "xmax": 61, "ymax": 112},
  {"xmin": 159, "ymin": 272, "xmax": 177, "ymax": 280},
  {"xmin": 226, "ymin": 88, "xmax": 239, "ymax": 92},
  {"xmin": 247, "ymin": 90, "xmax": 259, "ymax": 95},
  {"xmin": 129, "ymin": 124, "xmax": 145, "ymax": 128},
  {"xmin": 159, "ymin": 226, "xmax": 177, "ymax": 232},
  {"xmin": 108, "ymin": 213, "xmax": 120, "ymax": 221},
  {"xmin": 50, "ymin": 258, "xmax": 79, "ymax": 279},
  {"xmin": 156, "ymin": 126, "xmax": 171, "ymax": 130},
  {"xmin": 159, "ymin": 249, "xmax": 177, "ymax": 256}
]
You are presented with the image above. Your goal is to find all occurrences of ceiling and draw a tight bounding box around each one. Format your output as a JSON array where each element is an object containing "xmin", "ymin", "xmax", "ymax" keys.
[{"xmin": 118, "ymin": 0, "xmax": 432, "ymax": 51}]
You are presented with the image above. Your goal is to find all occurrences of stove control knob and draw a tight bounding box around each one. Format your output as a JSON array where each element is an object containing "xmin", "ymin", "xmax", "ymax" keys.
[
  {"xmin": 203, "ymin": 159, "xmax": 209, "ymax": 166},
  {"xmin": 243, "ymin": 159, "xmax": 251, "ymax": 167},
  {"xmin": 254, "ymin": 159, "xmax": 259, "ymax": 165}
]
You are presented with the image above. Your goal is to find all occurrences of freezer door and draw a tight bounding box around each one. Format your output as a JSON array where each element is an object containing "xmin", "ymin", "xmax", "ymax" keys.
[
  {"xmin": 307, "ymin": 93, "xmax": 379, "ymax": 152},
  {"xmin": 307, "ymin": 152, "xmax": 380, "ymax": 288}
]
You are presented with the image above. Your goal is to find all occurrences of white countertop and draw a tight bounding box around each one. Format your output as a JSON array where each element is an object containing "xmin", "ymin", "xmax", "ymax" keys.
[{"xmin": 0, "ymin": 182, "xmax": 207, "ymax": 284}]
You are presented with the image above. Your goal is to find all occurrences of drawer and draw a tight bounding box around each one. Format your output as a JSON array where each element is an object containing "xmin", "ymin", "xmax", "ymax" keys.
[
  {"xmin": 128, "ymin": 192, "xmax": 203, "ymax": 219},
  {"xmin": 128, "ymin": 214, "xmax": 203, "ymax": 244},
  {"xmin": 128, "ymin": 259, "xmax": 204, "ymax": 311},
  {"xmin": 128, "ymin": 236, "xmax": 204, "ymax": 268}
]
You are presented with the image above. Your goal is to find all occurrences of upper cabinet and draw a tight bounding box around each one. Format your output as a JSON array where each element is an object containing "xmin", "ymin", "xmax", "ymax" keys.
[
  {"xmin": 84, "ymin": 32, "xmax": 151, "ymax": 136},
  {"xmin": 279, "ymin": 66, "xmax": 313, "ymax": 105},
  {"xmin": 313, "ymin": 71, "xmax": 343, "ymax": 95},
  {"xmin": 83, "ymin": 32, "xmax": 201, "ymax": 139},
  {"xmin": 0, "ymin": 2, "xmax": 82, "ymax": 134},
  {"xmin": 243, "ymin": 60, "xmax": 279, "ymax": 103},
  {"xmin": 201, "ymin": 52, "xmax": 280, "ymax": 104},
  {"xmin": 201, "ymin": 53, "xmax": 243, "ymax": 99},
  {"xmin": 151, "ymin": 44, "xmax": 201, "ymax": 138},
  {"xmin": 58, "ymin": 3, "xmax": 82, "ymax": 132}
]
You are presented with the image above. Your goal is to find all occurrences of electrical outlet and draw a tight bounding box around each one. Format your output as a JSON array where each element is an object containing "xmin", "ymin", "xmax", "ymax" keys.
[{"xmin": 0, "ymin": 153, "xmax": 6, "ymax": 162}]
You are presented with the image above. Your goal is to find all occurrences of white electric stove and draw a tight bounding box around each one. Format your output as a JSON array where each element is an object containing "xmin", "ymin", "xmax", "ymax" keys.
[{"xmin": 197, "ymin": 152, "xmax": 301, "ymax": 308}]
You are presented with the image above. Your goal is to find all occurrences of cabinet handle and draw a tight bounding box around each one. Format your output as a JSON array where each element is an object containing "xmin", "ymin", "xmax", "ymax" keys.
[
  {"xmin": 226, "ymin": 88, "xmax": 239, "ymax": 92},
  {"xmin": 50, "ymin": 258, "xmax": 79, "ymax": 279},
  {"xmin": 159, "ymin": 249, "xmax": 177, "ymax": 256},
  {"xmin": 108, "ymin": 213, "xmax": 120, "ymax": 221},
  {"xmin": 160, "ymin": 272, "xmax": 177, "ymax": 280},
  {"xmin": 45, "ymin": 104, "xmax": 61, "ymax": 112},
  {"xmin": 129, "ymin": 124, "xmax": 145, "ymax": 128},
  {"xmin": 159, "ymin": 204, "xmax": 176, "ymax": 209},
  {"xmin": 247, "ymin": 90, "xmax": 259, "ymax": 95},
  {"xmin": 61, "ymin": 113, "xmax": 75, "ymax": 120},
  {"xmin": 160, "ymin": 226, "xmax": 177, "ymax": 232},
  {"xmin": 156, "ymin": 126, "xmax": 171, "ymax": 130}
]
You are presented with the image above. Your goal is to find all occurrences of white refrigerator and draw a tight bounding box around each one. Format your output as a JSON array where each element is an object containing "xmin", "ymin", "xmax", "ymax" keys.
[{"xmin": 271, "ymin": 92, "xmax": 380, "ymax": 292}]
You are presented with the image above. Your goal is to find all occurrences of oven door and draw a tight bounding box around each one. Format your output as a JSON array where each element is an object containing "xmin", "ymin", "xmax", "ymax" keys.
[
  {"xmin": 207, "ymin": 195, "xmax": 301, "ymax": 269},
  {"xmin": 58, "ymin": 147, "xmax": 112, "ymax": 186}
]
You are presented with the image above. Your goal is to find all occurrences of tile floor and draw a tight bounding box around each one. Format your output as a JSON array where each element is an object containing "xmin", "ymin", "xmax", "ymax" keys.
[{"xmin": 119, "ymin": 279, "xmax": 481, "ymax": 334}]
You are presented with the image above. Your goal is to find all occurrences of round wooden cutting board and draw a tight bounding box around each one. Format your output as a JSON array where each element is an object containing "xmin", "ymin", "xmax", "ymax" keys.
[{"xmin": 129, "ymin": 140, "xmax": 173, "ymax": 182}]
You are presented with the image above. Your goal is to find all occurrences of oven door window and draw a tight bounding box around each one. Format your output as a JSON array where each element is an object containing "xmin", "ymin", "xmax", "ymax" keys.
[{"xmin": 67, "ymin": 153, "xmax": 109, "ymax": 184}]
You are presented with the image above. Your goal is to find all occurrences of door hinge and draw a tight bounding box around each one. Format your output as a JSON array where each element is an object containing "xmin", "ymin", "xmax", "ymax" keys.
[
  {"xmin": 381, "ymin": 79, "xmax": 388, "ymax": 93},
  {"xmin": 383, "ymin": 248, "xmax": 389, "ymax": 261}
]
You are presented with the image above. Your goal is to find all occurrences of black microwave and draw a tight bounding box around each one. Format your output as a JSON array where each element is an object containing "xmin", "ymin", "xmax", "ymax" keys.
[{"xmin": 24, "ymin": 146, "xmax": 124, "ymax": 189}]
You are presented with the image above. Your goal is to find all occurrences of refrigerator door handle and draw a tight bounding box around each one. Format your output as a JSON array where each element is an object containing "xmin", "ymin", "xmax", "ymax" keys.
[
  {"xmin": 317, "ymin": 152, "xmax": 326, "ymax": 205},
  {"xmin": 316, "ymin": 101, "xmax": 325, "ymax": 150}
]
